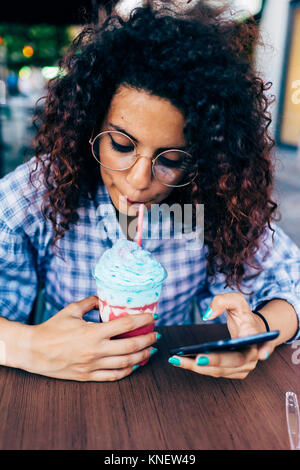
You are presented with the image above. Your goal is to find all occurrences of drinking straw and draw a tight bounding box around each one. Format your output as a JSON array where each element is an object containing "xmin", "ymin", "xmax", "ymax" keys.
[{"xmin": 136, "ymin": 203, "xmax": 144, "ymax": 246}]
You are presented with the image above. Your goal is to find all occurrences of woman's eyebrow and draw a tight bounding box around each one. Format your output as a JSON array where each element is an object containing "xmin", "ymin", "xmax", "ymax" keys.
[
  {"xmin": 108, "ymin": 122, "xmax": 187, "ymax": 151},
  {"xmin": 108, "ymin": 123, "xmax": 138, "ymax": 142}
]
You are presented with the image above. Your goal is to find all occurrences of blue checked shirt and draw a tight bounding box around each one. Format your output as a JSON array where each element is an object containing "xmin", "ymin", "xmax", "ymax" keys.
[{"xmin": 0, "ymin": 157, "xmax": 300, "ymax": 343}]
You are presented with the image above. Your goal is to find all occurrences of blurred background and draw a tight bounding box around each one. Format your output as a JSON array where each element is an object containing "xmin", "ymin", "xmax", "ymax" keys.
[{"xmin": 0, "ymin": 0, "xmax": 299, "ymax": 246}]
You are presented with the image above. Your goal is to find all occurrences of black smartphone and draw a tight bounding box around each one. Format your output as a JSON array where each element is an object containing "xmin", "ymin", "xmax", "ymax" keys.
[{"xmin": 168, "ymin": 330, "xmax": 280, "ymax": 357}]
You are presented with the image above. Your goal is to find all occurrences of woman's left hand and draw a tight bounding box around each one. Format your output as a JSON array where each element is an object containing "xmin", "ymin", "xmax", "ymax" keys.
[{"xmin": 168, "ymin": 293, "xmax": 277, "ymax": 379}]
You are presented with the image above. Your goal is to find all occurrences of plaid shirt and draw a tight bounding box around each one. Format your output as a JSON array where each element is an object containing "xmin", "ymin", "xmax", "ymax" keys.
[{"xmin": 0, "ymin": 157, "xmax": 300, "ymax": 343}]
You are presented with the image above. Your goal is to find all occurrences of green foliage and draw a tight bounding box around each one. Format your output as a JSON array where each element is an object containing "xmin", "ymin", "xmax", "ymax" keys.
[{"xmin": 0, "ymin": 24, "xmax": 71, "ymax": 70}]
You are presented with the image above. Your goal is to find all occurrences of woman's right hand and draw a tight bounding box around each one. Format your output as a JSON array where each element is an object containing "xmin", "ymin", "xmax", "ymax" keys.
[{"xmin": 26, "ymin": 296, "xmax": 158, "ymax": 382}]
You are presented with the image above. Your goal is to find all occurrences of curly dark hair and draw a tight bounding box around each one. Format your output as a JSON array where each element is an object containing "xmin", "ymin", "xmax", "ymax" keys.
[{"xmin": 30, "ymin": 0, "xmax": 279, "ymax": 294}]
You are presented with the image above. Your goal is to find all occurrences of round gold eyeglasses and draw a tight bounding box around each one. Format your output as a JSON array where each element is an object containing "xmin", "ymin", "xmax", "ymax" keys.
[{"xmin": 89, "ymin": 130, "xmax": 198, "ymax": 188}]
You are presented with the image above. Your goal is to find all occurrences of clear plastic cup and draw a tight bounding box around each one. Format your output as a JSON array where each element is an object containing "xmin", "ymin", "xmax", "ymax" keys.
[{"xmin": 93, "ymin": 240, "xmax": 167, "ymax": 365}]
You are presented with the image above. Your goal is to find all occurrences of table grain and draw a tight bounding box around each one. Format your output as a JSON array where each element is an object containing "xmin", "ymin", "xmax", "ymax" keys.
[{"xmin": 0, "ymin": 324, "xmax": 299, "ymax": 450}]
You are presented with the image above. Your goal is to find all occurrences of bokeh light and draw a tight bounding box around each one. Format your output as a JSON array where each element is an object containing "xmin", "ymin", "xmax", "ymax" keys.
[
  {"xmin": 18, "ymin": 65, "xmax": 32, "ymax": 79},
  {"xmin": 22, "ymin": 45, "xmax": 34, "ymax": 58},
  {"xmin": 41, "ymin": 66, "xmax": 62, "ymax": 80}
]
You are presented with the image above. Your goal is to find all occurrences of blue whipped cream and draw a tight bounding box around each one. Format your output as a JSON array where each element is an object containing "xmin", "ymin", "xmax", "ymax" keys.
[{"xmin": 93, "ymin": 239, "xmax": 167, "ymax": 307}]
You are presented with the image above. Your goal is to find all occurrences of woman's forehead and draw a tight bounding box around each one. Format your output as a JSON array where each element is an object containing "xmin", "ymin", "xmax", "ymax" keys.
[{"xmin": 104, "ymin": 85, "xmax": 186, "ymax": 146}]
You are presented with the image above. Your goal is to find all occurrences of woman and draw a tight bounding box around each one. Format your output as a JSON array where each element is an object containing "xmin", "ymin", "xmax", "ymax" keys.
[{"xmin": 0, "ymin": 3, "xmax": 299, "ymax": 381}]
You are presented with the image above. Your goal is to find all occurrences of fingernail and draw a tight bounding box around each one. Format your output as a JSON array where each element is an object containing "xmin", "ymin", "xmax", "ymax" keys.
[
  {"xmin": 197, "ymin": 356, "xmax": 210, "ymax": 366},
  {"xmin": 264, "ymin": 352, "xmax": 270, "ymax": 360},
  {"xmin": 153, "ymin": 314, "xmax": 158, "ymax": 321},
  {"xmin": 133, "ymin": 364, "xmax": 140, "ymax": 371},
  {"xmin": 156, "ymin": 332, "xmax": 162, "ymax": 340},
  {"xmin": 203, "ymin": 307, "xmax": 213, "ymax": 321},
  {"xmin": 150, "ymin": 347, "xmax": 158, "ymax": 356},
  {"xmin": 168, "ymin": 356, "xmax": 181, "ymax": 366}
]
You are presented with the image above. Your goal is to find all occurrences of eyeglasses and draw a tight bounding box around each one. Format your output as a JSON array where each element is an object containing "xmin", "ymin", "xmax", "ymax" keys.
[{"xmin": 89, "ymin": 130, "xmax": 198, "ymax": 188}]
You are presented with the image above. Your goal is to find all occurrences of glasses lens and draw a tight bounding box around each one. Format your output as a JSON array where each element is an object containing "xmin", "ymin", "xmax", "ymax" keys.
[
  {"xmin": 92, "ymin": 131, "xmax": 136, "ymax": 170},
  {"xmin": 153, "ymin": 150, "xmax": 197, "ymax": 186}
]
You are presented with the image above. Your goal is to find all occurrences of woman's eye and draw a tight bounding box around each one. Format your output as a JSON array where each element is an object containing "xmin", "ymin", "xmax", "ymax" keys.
[
  {"xmin": 110, "ymin": 137, "xmax": 134, "ymax": 153},
  {"xmin": 158, "ymin": 155, "xmax": 183, "ymax": 168}
]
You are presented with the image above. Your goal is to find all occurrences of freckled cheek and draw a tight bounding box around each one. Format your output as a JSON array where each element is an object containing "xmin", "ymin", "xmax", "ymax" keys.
[
  {"xmin": 100, "ymin": 167, "xmax": 117, "ymax": 190},
  {"xmin": 153, "ymin": 181, "xmax": 174, "ymax": 199}
]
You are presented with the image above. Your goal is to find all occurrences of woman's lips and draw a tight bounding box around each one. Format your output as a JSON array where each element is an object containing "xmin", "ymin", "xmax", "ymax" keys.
[{"xmin": 126, "ymin": 197, "xmax": 151, "ymax": 205}]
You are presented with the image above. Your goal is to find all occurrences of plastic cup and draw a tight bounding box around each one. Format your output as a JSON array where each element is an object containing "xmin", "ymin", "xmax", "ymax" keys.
[
  {"xmin": 93, "ymin": 239, "xmax": 167, "ymax": 365},
  {"xmin": 98, "ymin": 297, "xmax": 159, "ymax": 338}
]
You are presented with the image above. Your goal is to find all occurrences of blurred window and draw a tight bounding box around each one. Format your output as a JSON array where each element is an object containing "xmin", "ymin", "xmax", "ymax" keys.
[{"xmin": 279, "ymin": 2, "xmax": 300, "ymax": 147}]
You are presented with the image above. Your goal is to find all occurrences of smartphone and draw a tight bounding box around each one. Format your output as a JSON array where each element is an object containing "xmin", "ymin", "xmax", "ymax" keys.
[{"xmin": 168, "ymin": 330, "xmax": 280, "ymax": 357}]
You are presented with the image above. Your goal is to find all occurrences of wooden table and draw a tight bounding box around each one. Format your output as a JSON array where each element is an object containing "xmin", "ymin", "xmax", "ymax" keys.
[{"xmin": 0, "ymin": 324, "xmax": 299, "ymax": 450}]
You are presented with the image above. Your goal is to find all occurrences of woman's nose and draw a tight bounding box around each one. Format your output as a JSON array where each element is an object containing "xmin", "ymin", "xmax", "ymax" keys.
[{"xmin": 125, "ymin": 155, "xmax": 153, "ymax": 190}]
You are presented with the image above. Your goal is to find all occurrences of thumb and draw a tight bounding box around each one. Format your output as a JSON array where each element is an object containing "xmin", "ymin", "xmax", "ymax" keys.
[
  {"xmin": 64, "ymin": 296, "xmax": 100, "ymax": 319},
  {"xmin": 258, "ymin": 342, "xmax": 274, "ymax": 361}
]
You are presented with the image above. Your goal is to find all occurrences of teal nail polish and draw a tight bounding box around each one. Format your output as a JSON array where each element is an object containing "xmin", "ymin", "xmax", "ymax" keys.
[
  {"xmin": 150, "ymin": 347, "xmax": 158, "ymax": 356},
  {"xmin": 203, "ymin": 307, "xmax": 213, "ymax": 321},
  {"xmin": 197, "ymin": 356, "xmax": 210, "ymax": 366},
  {"xmin": 156, "ymin": 333, "xmax": 162, "ymax": 340},
  {"xmin": 153, "ymin": 314, "xmax": 158, "ymax": 321},
  {"xmin": 133, "ymin": 364, "xmax": 140, "ymax": 371},
  {"xmin": 168, "ymin": 357, "xmax": 181, "ymax": 366},
  {"xmin": 265, "ymin": 352, "xmax": 270, "ymax": 360}
]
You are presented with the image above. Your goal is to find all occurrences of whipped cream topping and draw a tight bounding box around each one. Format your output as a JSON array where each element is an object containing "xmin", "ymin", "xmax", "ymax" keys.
[{"xmin": 93, "ymin": 239, "xmax": 167, "ymax": 307}]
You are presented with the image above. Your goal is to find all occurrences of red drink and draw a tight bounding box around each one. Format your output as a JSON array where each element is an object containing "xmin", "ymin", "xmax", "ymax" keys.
[{"xmin": 98, "ymin": 298, "xmax": 159, "ymax": 365}]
